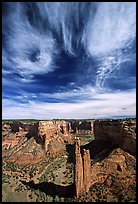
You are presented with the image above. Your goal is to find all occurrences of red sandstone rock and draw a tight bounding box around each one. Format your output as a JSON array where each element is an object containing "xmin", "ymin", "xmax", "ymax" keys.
[
  {"xmin": 90, "ymin": 148, "xmax": 135, "ymax": 187},
  {"xmin": 2, "ymin": 123, "xmax": 11, "ymax": 131},
  {"xmin": 36, "ymin": 121, "xmax": 72, "ymax": 152},
  {"xmin": 2, "ymin": 120, "xmax": 74, "ymax": 163}
]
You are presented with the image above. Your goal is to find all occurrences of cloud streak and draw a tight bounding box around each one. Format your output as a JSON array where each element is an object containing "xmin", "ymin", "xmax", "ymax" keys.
[{"xmin": 2, "ymin": 88, "xmax": 136, "ymax": 119}]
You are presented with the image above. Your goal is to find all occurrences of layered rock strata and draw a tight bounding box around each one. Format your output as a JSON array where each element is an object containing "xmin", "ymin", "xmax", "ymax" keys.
[{"xmin": 35, "ymin": 121, "xmax": 72, "ymax": 151}]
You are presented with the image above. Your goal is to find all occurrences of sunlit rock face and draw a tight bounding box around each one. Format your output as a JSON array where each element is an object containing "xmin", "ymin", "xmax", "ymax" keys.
[
  {"xmin": 35, "ymin": 120, "xmax": 72, "ymax": 152},
  {"xmin": 94, "ymin": 120, "xmax": 136, "ymax": 156}
]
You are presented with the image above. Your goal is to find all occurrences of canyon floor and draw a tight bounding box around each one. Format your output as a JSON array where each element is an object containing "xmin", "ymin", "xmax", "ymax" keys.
[{"xmin": 2, "ymin": 119, "xmax": 136, "ymax": 202}]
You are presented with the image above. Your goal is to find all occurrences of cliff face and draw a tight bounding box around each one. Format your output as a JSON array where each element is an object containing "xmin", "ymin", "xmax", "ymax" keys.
[
  {"xmin": 121, "ymin": 121, "xmax": 136, "ymax": 156},
  {"xmin": 73, "ymin": 119, "xmax": 136, "ymax": 198},
  {"xmin": 94, "ymin": 120, "xmax": 136, "ymax": 156},
  {"xmin": 2, "ymin": 123, "xmax": 29, "ymax": 150},
  {"xmin": 2, "ymin": 123, "xmax": 11, "ymax": 132},
  {"xmin": 2, "ymin": 120, "xmax": 94, "ymax": 147}
]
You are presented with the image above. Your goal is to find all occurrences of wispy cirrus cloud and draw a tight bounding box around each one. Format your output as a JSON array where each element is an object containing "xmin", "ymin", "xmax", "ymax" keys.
[
  {"xmin": 95, "ymin": 48, "xmax": 135, "ymax": 88},
  {"xmin": 2, "ymin": 2, "xmax": 136, "ymax": 119},
  {"xmin": 83, "ymin": 2, "xmax": 136, "ymax": 57},
  {"xmin": 2, "ymin": 3, "xmax": 58, "ymax": 77},
  {"xmin": 81, "ymin": 2, "xmax": 136, "ymax": 88}
]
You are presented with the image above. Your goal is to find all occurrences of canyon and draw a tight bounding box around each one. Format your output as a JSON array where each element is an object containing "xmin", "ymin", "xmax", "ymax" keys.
[{"xmin": 2, "ymin": 118, "xmax": 136, "ymax": 202}]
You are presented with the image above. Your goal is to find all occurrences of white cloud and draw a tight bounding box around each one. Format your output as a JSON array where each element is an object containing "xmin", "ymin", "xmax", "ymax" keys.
[
  {"xmin": 3, "ymin": 3, "xmax": 58, "ymax": 76},
  {"xmin": 2, "ymin": 2, "xmax": 136, "ymax": 86},
  {"xmin": 39, "ymin": 86, "xmax": 98, "ymax": 101},
  {"xmin": 81, "ymin": 2, "xmax": 136, "ymax": 88},
  {"xmin": 2, "ymin": 88, "xmax": 136, "ymax": 119},
  {"xmin": 84, "ymin": 2, "xmax": 136, "ymax": 57}
]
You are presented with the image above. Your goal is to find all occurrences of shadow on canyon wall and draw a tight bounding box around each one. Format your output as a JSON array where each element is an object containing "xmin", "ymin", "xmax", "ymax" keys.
[
  {"xmin": 66, "ymin": 144, "xmax": 75, "ymax": 164},
  {"xmin": 82, "ymin": 138, "xmax": 118, "ymax": 162},
  {"xmin": 65, "ymin": 138, "xmax": 118, "ymax": 164},
  {"xmin": 21, "ymin": 180, "xmax": 75, "ymax": 198}
]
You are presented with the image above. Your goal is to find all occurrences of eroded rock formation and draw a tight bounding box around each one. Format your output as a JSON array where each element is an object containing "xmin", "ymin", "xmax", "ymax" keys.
[
  {"xmin": 2, "ymin": 120, "xmax": 94, "ymax": 153},
  {"xmin": 35, "ymin": 121, "xmax": 72, "ymax": 152},
  {"xmin": 90, "ymin": 147, "xmax": 136, "ymax": 188},
  {"xmin": 2, "ymin": 120, "xmax": 74, "ymax": 163}
]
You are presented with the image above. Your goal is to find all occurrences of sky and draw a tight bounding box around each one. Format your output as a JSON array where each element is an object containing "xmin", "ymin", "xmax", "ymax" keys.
[{"xmin": 2, "ymin": 2, "xmax": 136, "ymax": 120}]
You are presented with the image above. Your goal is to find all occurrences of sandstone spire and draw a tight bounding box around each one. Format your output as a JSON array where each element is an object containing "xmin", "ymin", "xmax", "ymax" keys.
[
  {"xmin": 74, "ymin": 138, "xmax": 91, "ymax": 198},
  {"xmin": 83, "ymin": 149, "xmax": 91, "ymax": 193},
  {"xmin": 74, "ymin": 138, "xmax": 84, "ymax": 198}
]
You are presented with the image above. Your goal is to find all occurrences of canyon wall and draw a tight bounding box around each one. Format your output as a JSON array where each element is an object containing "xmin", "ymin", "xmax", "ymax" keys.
[
  {"xmin": 2, "ymin": 120, "xmax": 71, "ymax": 154},
  {"xmin": 71, "ymin": 120, "xmax": 94, "ymax": 134},
  {"xmin": 94, "ymin": 120, "xmax": 136, "ymax": 156}
]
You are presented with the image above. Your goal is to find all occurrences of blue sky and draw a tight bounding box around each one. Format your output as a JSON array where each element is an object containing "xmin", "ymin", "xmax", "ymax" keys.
[{"xmin": 2, "ymin": 2, "xmax": 136, "ymax": 119}]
